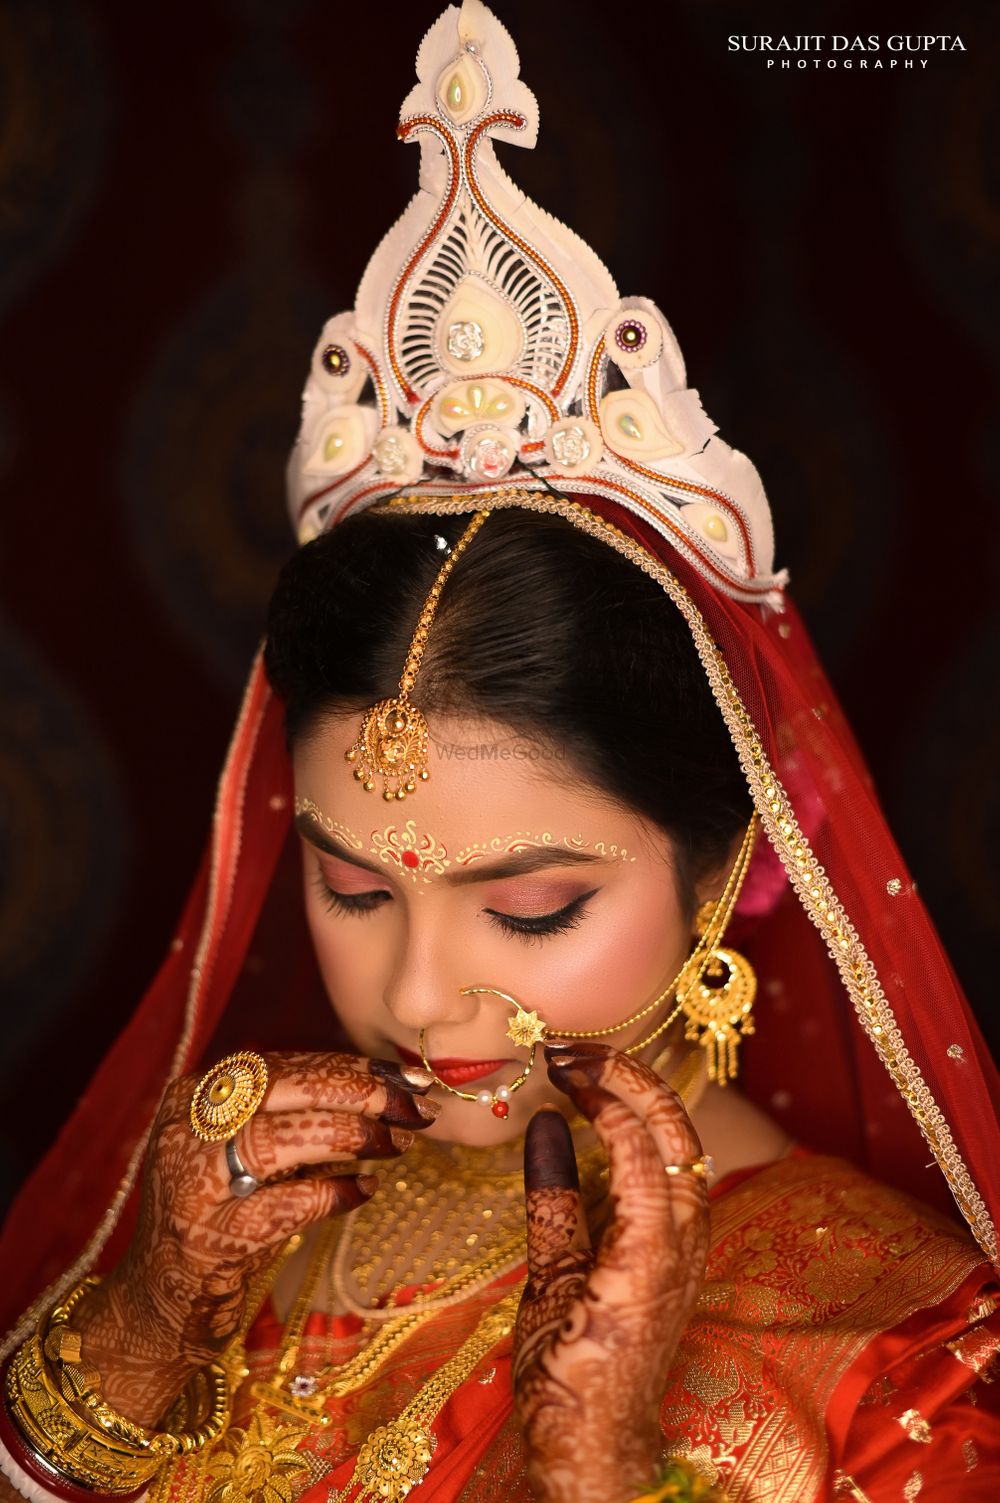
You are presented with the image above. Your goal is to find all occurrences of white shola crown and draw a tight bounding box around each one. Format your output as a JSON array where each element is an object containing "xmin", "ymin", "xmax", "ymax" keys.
[{"xmin": 287, "ymin": 0, "xmax": 785, "ymax": 604}]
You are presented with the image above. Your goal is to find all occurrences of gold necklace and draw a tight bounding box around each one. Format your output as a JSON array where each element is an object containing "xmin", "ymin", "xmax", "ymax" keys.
[
  {"xmin": 328, "ymin": 1285, "xmax": 524, "ymax": 1503},
  {"xmin": 242, "ymin": 1219, "xmax": 342, "ymax": 1426},
  {"xmin": 324, "ymin": 1049, "xmax": 709, "ymax": 1501},
  {"xmin": 331, "ymin": 1124, "xmax": 610, "ymax": 1321},
  {"xmin": 316, "ymin": 1231, "xmax": 527, "ymax": 1404},
  {"xmin": 200, "ymin": 1222, "xmax": 531, "ymax": 1503},
  {"xmin": 316, "ymin": 1128, "xmax": 607, "ymax": 1402},
  {"xmin": 196, "ymin": 1227, "xmax": 339, "ymax": 1503}
]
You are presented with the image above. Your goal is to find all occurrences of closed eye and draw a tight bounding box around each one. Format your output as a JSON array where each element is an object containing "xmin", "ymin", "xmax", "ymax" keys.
[
  {"xmin": 313, "ymin": 871, "xmax": 600, "ymax": 939},
  {"xmin": 484, "ymin": 889, "xmax": 598, "ymax": 942},
  {"xmin": 313, "ymin": 872, "xmax": 390, "ymax": 917}
]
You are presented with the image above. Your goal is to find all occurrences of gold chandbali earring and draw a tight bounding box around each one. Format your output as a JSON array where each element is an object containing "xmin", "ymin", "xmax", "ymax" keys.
[
  {"xmin": 419, "ymin": 986, "xmax": 547, "ymax": 1118},
  {"xmin": 678, "ymin": 896, "xmax": 757, "ymax": 1084},
  {"xmin": 345, "ymin": 511, "xmax": 490, "ymax": 800}
]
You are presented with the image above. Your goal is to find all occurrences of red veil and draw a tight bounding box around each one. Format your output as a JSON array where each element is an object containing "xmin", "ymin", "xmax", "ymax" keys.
[{"xmin": 1, "ymin": 481, "xmax": 997, "ymax": 1352}]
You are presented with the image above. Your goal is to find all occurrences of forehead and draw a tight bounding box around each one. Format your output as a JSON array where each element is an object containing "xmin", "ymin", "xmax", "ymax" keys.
[{"xmin": 292, "ymin": 711, "xmax": 649, "ymax": 848}]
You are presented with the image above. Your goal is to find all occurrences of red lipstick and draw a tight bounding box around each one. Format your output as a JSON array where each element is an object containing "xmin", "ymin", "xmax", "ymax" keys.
[{"xmin": 397, "ymin": 1044, "xmax": 509, "ymax": 1088}]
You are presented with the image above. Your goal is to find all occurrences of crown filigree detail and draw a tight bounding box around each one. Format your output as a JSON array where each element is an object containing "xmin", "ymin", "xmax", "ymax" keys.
[{"xmin": 287, "ymin": 0, "xmax": 785, "ymax": 605}]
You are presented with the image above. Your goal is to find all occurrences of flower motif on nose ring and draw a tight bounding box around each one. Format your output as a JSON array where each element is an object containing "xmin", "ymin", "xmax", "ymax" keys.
[
  {"xmin": 506, "ymin": 1008, "xmax": 547, "ymax": 1048},
  {"xmin": 460, "ymin": 985, "xmax": 548, "ymax": 1049}
]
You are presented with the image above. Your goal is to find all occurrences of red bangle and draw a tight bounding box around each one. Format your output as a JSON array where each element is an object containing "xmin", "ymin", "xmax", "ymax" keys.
[{"xmin": 0, "ymin": 1359, "xmax": 147, "ymax": 1503}]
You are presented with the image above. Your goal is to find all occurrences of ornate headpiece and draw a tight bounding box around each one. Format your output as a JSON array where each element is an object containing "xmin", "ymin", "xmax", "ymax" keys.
[{"xmin": 287, "ymin": 0, "xmax": 786, "ymax": 607}]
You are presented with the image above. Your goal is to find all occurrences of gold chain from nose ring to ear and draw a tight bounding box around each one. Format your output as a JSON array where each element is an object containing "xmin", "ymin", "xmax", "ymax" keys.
[{"xmin": 559, "ymin": 813, "xmax": 758, "ymax": 1053}]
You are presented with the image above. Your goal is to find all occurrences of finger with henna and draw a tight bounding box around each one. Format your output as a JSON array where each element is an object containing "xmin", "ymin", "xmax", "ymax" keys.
[
  {"xmin": 544, "ymin": 1061, "xmax": 690, "ymax": 1300},
  {"xmin": 523, "ymin": 1108, "xmax": 591, "ymax": 1277},
  {"xmin": 545, "ymin": 1045, "xmax": 704, "ymax": 1217},
  {"xmin": 369, "ymin": 1058, "xmax": 436, "ymax": 1094},
  {"xmin": 236, "ymin": 1110, "xmax": 413, "ymax": 1183},
  {"xmin": 262, "ymin": 1053, "xmax": 440, "ymax": 1125},
  {"xmin": 228, "ymin": 1171, "xmax": 379, "ymax": 1249}
]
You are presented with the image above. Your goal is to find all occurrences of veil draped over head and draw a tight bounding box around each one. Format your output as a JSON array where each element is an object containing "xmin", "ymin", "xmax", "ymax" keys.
[{"xmin": 2, "ymin": 0, "xmax": 997, "ymax": 1348}]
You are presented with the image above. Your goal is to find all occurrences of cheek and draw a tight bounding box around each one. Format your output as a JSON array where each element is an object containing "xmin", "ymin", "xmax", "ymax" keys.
[
  {"xmin": 303, "ymin": 872, "xmax": 387, "ymax": 1034},
  {"xmin": 523, "ymin": 874, "xmax": 688, "ymax": 1031}
]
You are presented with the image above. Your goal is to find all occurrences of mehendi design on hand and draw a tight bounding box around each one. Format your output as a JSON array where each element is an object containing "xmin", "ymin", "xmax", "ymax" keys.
[
  {"xmin": 71, "ymin": 1051, "xmax": 404, "ymax": 1430},
  {"xmin": 513, "ymin": 1053, "xmax": 710, "ymax": 1503}
]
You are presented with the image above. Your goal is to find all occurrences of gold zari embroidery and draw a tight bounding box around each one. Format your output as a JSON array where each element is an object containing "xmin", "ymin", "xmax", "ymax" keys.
[
  {"xmin": 465, "ymin": 1155, "xmax": 985, "ymax": 1503},
  {"xmin": 895, "ymin": 1408, "xmax": 931, "ymax": 1444},
  {"xmin": 945, "ymin": 1324, "xmax": 1000, "ymax": 1376}
]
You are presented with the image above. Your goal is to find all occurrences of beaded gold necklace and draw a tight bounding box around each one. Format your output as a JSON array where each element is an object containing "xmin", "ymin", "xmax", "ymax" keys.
[{"xmin": 329, "ymin": 1126, "xmax": 607, "ymax": 1321}]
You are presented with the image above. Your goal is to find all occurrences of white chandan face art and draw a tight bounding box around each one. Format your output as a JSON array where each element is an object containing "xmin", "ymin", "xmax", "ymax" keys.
[{"xmin": 294, "ymin": 712, "xmax": 699, "ymax": 1148}]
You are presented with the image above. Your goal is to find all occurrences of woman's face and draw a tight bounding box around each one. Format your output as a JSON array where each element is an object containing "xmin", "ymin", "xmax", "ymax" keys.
[{"xmin": 294, "ymin": 712, "xmax": 701, "ymax": 1146}]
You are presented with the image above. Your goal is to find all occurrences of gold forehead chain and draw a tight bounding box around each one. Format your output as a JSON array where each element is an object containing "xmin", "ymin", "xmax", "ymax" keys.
[{"xmin": 345, "ymin": 510, "xmax": 491, "ymax": 801}]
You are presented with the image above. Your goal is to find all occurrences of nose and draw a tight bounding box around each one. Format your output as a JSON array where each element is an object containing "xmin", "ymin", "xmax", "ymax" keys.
[{"xmin": 381, "ymin": 911, "xmax": 477, "ymax": 1034}]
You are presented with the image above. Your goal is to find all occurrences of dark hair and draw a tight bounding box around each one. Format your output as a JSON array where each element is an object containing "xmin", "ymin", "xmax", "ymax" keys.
[{"xmin": 264, "ymin": 507, "xmax": 751, "ymax": 910}]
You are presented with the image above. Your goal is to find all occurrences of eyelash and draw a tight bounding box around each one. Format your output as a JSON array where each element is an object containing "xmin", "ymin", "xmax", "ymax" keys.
[{"xmin": 313, "ymin": 872, "xmax": 598, "ymax": 941}]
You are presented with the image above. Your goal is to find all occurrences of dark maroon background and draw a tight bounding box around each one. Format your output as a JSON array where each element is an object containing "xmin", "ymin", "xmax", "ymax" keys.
[{"xmin": 1, "ymin": 0, "xmax": 996, "ymax": 1209}]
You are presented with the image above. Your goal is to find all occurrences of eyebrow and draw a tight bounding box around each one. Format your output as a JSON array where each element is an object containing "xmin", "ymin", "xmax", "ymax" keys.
[{"xmin": 293, "ymin": 813, "xmax": 603, "ymax": 885}]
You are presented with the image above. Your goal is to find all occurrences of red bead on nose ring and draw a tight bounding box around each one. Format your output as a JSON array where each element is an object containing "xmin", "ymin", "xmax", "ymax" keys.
[{"xmin": 418, "ymin": 987, "xmax": 548, "ymax": 1114}]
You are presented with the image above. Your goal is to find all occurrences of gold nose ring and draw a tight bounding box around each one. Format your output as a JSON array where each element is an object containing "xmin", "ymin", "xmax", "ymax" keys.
[{"xmin": 417, "ymin": 986, "xmax": 549, "ymax": 1119}]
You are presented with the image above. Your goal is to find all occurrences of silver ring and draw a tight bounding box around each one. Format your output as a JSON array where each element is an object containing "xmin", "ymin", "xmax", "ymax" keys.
[{"xmin": 226, "ymin": 1135, "xmax": 261, "ymax": 1198}]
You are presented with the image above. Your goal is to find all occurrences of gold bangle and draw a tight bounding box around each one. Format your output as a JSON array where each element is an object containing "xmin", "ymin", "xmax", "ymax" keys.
[
  {"xmin": 4, "ymin": 1279, "xmax": 235, "ymax": 1496},
  {"xmin": 6, "ymin": 1334, "xmax": 163, "ymax": 1494}
]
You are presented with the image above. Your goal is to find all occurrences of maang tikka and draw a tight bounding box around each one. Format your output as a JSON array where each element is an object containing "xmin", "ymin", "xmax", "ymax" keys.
[{"xmin": 345, "ymin": 510, "xmax": 490, "ymax": 800}]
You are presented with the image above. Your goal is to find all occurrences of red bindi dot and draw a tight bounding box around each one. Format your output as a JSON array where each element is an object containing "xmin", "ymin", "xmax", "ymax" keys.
[
  {"xmin": 491, "ymin": 1100, "xmax": 510, "ymax": 1119},
  {"xmin": 402, "ymin": 850, "xmax": 420, "ymax": 869}
]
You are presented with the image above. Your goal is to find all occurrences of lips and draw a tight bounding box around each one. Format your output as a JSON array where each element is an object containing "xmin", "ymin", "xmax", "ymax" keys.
[{"xmin": 397, "ymin": 1044, "xmax": 510, "ymax": 1088}]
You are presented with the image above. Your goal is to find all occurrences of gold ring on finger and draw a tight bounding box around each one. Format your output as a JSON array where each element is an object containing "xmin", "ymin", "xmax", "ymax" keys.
[
  {"xmin": 189, "ymin": 1051, "xmax": 269, "ymax": 1142},
  {"xmin": 663, "ymin": 1153, "xmax": 714, "ymax": 1178}
]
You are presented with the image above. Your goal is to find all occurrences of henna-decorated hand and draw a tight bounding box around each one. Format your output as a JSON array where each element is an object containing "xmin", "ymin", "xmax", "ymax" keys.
[
  {"xmin": 514, "ymin": 1043, "xmax": 710, "ymax": 1503},
  {"xmin": 74, "ymin": 1051, "xmax": 438, "ymax": 1427}
]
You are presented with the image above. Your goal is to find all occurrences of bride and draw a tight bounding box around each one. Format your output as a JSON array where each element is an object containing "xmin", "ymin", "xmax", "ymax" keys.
[{"xmin": 2, "ymin": 5, "xmax": 997, "ymax": 1502}]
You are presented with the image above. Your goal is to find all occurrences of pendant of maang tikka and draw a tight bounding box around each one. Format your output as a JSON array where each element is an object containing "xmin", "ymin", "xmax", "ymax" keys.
[
  {"xmin": 345, "ymin": 512, "xmax": 490, "ymax": 802},
  {"xmin": 346, "ymin": 696, "xmax": 430, "ymax": 802}
]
